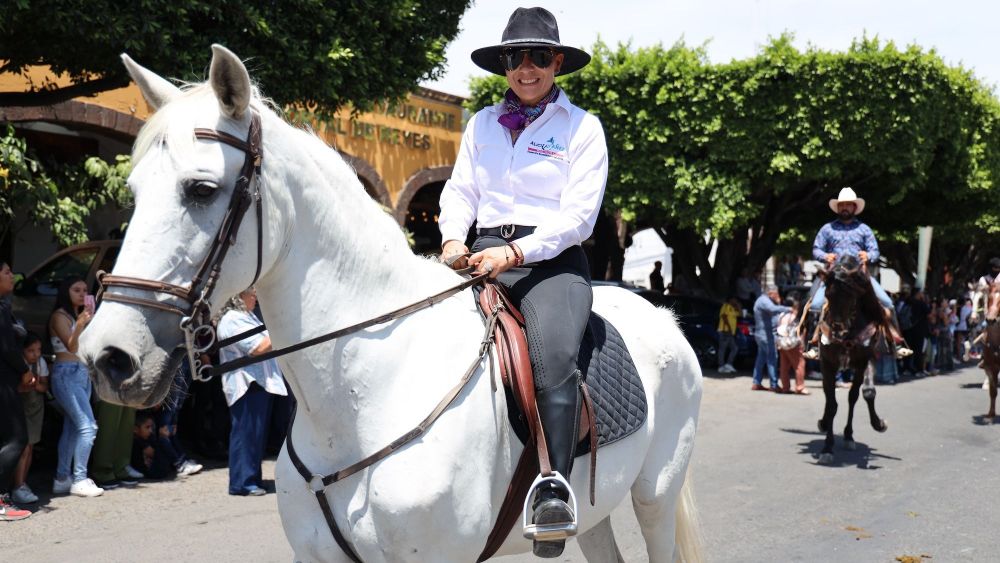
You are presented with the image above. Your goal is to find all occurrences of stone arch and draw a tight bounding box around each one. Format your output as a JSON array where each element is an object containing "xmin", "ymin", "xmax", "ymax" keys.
[
  {"xmin": 394, "ymin": 166, "xmax": 453, "ymax": 224},
  {"xmin": 341, "ymin": 153, "xmax": 391, "ymax": 206},
  {"xmin": 0, "ymin": 100, "xmax": 144, "ymax": 141}
]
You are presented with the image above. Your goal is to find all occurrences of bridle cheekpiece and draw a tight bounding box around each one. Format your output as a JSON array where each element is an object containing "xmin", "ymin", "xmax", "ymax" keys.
[{"xmin": 97, "ymin": 111, "xmax": 264, "ymax": 381}]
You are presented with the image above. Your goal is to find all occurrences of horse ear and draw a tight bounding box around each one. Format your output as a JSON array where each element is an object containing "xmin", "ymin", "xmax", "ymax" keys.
[
  {"xmin": 209, "ymin": 44, "xmax": 251, "ymax": 119},
  {"xmin": 121, "ymin": 54, "xmax": 180, "ymax": 111}
]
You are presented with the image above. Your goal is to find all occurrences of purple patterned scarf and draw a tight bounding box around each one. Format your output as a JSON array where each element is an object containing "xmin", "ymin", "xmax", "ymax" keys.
[{"xmin": 497, "ymin": 86, "xmax": 559, "ymax": 132}]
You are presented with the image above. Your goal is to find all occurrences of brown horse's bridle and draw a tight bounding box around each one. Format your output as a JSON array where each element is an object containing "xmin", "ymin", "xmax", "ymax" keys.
[{"xmin": 97, "ymin": 112, "xmax": 264, "ymax": 381}]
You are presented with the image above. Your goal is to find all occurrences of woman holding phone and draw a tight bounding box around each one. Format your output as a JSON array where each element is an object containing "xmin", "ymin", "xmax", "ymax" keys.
[{"xmin": 49, "ymin": 277, "xmax": 103, "ymax": 497}]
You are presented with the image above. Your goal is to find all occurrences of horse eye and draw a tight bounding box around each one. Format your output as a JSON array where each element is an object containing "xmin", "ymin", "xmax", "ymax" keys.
[{"xmin": 183, "ymin": 180, "xmax": 219, "ymax": 201}]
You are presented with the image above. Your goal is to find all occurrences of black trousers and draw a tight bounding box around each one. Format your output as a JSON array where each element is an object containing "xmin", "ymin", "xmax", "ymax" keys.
[
  {"xmin": 472, "ymin": 237, "xmax": 592, "ymax": 391},
  {"xmin": 0, "ymin": 383, "xmax": 28, "ymax": 494}
]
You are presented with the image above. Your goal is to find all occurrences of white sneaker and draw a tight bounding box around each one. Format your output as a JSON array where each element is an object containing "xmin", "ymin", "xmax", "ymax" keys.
[
  {"xmin": 52, "ymin": 476, "xmax": 72, "ymax": 495},
  {"xmin": 725, "ymin": 364, "xmax": 736, "ymax": 373},
  {"xmin": 123, "ymin": 465, "xmax": 145, "ymax": 480},
  {"xmin": 177, "ymin": 460, "xmax": 203, "ymax": 477},
  {"xmin": 69, "ymin": 478, "xmax": 105, "ymax": 498},
  {"xmin": 11, "ymin": 484, "xmax": 38, "ymax": 504}
]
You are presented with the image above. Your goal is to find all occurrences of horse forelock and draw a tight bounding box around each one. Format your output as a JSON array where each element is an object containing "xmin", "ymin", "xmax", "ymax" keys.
[{"xmin": 132, "ymin": 81, "xmax": 278, "ymax": 166}]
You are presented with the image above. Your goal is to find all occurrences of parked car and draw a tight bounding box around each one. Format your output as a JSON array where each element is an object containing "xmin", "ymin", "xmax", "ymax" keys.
[
  {"xmin": 11, "ymin": 240, "xmax": 122, "ymax": 349},
  {"xmin": 637, "ymin": 292, "xmax": 756, "ymax": 368}
]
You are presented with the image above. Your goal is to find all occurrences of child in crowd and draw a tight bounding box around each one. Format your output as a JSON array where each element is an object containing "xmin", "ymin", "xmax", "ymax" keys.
[
  {"xmin": 11, "ymin": 333, "xmax": 47, "ymax": 504},
  {"xmin": 132, "ymin": 408, "xmax": 202, "ymax": 480},
  {"xmin": 131, "ymin": 413, "xmax": 164, "ymax": 479}
]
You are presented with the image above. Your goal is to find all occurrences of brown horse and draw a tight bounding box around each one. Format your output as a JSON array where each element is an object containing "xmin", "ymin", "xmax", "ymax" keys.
[
  {"xmin": 816, "ymin": 254, "xmax": 890, "ymax": 464},
  {"xmin": 982, "ymin": 283, "xmax": 1000, "ymax": 419}
]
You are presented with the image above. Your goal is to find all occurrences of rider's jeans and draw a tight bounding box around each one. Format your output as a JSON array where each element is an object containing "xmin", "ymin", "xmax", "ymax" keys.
[
  {"xmin": 810, "ymin": 277, "xmax": 893, "ymax": 311},
  {"xmin": 753, "ymin": 334, "xmax": 779, "ymax": 388}
]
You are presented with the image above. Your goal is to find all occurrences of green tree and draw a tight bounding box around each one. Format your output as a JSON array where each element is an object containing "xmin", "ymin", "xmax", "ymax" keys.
[
  {"xmin": 0, "ymin": 125, "xmax": 132, "ymax": 253},
  {"xmin": 468, "ymin": 37, "xmax": 1000, "ymax": 297},
  {"xmin": 0, "ymin": 1, "xmax": 471, "ymax": 112}
]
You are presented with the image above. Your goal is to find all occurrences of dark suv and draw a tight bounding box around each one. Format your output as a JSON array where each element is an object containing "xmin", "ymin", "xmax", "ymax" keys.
[
  {"xmin": 638, "ymin": 292, "xmax": 756, "ymax": 368},
  {"xmin": 11, "ymin": 240, "xmax": 121, "ymax": 349}
]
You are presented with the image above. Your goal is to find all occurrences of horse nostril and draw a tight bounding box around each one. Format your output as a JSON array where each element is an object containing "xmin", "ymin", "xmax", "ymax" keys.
[{"xmin": 95, "ymin": 346, "xmax": 139, "ymax": 388}]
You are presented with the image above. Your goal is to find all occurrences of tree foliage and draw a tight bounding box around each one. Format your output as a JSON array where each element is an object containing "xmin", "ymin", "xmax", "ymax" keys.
[
  {"xmin": 0, "ymin": 126, "xmax": 132, "ymax": 247},
  {"xmin": 468, "ymin": 36, "xmax": 1000, "ymax": 296},
  {"xmin": 0, "ymin": 0, "xmax": 471, "ymax": 111}
]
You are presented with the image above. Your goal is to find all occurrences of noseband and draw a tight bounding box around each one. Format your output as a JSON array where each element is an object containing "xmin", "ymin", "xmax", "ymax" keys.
[{"xmin": 97, "ymin": 112, "xmax": 264, "ymax": 381}]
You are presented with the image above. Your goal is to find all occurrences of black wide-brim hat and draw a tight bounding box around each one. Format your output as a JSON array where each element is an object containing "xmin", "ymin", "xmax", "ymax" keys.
[{"xmin": 471, "ymin": 7, "xmax": 591, "ymax": 77}]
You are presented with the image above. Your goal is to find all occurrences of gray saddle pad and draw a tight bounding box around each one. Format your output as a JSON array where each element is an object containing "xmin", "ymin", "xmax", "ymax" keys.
[{"xmin": 504, "ymin": 312, "xmax": 648, "ymax": 456}]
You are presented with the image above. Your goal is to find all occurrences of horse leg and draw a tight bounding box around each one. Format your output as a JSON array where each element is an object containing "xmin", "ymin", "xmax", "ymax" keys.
[
  {"xmin": 861, "ymin": 360, "xmax": 888, "ymax": 432},
  {"xmin": 987, "ymin": 365, "xmax": 998, "ymax": 420},
  {"xmin": 577, "ymin": 516, "xmax": 625, "ymax": 563},
  {"xmin": 817, "ymin": 359, "xmax": 838, "ymax": 464},
  {"xmin": 843, "ymin": 366, "xmax": 863, "ymax": 450}
]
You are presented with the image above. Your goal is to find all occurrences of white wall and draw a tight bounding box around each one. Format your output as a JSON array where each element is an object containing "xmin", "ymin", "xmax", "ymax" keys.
[{"xmin": 623, "ymin": 228, "xmax": 671, "ymax": 289}]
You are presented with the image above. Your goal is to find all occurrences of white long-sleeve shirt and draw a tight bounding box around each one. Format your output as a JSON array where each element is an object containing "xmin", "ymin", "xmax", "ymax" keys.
[{"xmin": 438, "ymin": 91, "xmax": 609, "ymax": 264}]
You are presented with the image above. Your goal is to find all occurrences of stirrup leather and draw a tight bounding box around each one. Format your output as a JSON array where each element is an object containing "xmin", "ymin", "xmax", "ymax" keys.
[{"xmin": 522, "ymin": 472, "xmax": 578, "ymax": 541}]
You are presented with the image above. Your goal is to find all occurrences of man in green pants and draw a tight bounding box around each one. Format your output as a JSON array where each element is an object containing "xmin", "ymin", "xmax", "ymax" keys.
[{"xmin": 90, "ymin": 401, "xmax": 143, "ymax": 488}]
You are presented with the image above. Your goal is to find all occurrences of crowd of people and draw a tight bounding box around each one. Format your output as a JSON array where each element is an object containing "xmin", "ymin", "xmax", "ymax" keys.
[
  {"xmin": 720, "ymin": 188, "xmax": 996, "ymax": 392},
  {"xmin": 0, "ymin": 257, "xmax": 291, "ymax": 521},
  {"xmin": 721, "ymin": 256, "xmax": 999, "ymax": 391}
]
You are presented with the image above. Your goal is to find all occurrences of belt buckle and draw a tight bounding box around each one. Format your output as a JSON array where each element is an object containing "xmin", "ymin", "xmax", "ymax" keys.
[{"xmin": 500, "ymin": 224, "xmax": 515, "ymax": 239}]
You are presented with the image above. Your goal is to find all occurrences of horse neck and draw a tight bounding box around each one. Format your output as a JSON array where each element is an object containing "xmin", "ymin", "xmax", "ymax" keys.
[{"xmin": 250, "ymin": 121, "xmax": 496, "ymax": 460}]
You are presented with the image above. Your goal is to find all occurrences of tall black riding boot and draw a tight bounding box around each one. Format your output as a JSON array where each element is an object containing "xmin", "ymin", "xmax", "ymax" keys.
[{"xmin": 531, "ymin": 370, "xmax": 582, "ymax": 558}]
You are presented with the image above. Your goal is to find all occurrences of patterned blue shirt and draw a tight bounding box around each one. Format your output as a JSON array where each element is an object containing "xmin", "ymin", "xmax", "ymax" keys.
[{"xmin": 812, "ymin": 220, "xmax": 879, "ymax": 264}]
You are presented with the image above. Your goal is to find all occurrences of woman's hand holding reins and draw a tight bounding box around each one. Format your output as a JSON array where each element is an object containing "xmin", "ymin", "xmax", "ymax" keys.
[
  {"xmin": 469, "ymin": 245, "xmax": 519, "ymax": 279},
  {"xmin": 442, "ymin": 240, "xmax": 470, "ymax": 270}
]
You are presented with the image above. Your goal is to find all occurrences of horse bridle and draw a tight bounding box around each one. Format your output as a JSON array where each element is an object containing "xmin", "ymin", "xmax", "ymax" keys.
[{"xmin": 97, "ymin": 111, "xmax": 264, "ymax": 382}]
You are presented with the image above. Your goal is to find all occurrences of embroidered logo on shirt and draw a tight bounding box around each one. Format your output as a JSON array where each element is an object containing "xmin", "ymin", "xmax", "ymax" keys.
[{"xmin": 527, "ymin": 136, "xmax": 567, "ymax": 161}]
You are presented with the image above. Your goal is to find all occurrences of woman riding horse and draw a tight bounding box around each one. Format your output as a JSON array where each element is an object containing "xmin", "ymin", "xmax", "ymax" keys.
[{"xmin": 439, "ymin": 7, "xmax": 606, "ymax": 558}]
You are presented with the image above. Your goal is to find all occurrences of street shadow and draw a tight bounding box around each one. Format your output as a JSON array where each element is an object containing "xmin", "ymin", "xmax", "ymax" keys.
[
  {"xmin": 960, "ymin": 383, "xmax": 986, "ymax": 389},
  {"xmin": 781, "ymin": 427, "xmax": 901, "ymax": 469},
  {"xmin": 970, "ymin": 414, "xmax": 1000, "ymax": 426}
]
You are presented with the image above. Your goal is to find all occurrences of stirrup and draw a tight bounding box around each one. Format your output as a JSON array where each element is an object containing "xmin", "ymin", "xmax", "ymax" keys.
[{"xmin": 522, "ymin": 472, "xmax": 578, "ymax": 541}]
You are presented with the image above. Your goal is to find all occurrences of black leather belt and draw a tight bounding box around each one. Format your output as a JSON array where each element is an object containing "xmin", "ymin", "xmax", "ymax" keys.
[{"xmin": 477, "ymin": 224, "xmax": 535, "ymax": 240}]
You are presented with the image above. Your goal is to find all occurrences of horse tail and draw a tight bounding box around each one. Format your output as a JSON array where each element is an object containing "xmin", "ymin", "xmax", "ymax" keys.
[{"xmin": 674, "ymin": 466, "xmax": 704, "ymax": 563}]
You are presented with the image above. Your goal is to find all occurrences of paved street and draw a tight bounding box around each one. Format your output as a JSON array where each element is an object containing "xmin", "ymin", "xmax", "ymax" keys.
[{"xmin": 4, "ymin": 364, "xmax": 997, "ymax": 562}]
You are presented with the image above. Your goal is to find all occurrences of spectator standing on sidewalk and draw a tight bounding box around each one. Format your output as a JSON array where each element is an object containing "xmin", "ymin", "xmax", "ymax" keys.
[
  {"xmin": 0, "ymin": 261, "xmax": 32, "ymax": 520},
  {"xmin": 776, "ymin": 298, "xmax": 809, "ymax": 394},
  {"xmin": 717, "ymin": 296, "xmax": 740, "ymax": 373},
  {"xmin": 11, "ymin": 332, "xmax": 47, "ymax": 505},
  {"xmin": 90, "ymin": 400, "xmax": 142, "ymax": 489},
  {"xmin": 956, "ymin": 297, "xmax": 972, "ymax": 362},
  {"xmin": 217, "ymin": 288, "xmax": 288, "ymax": 496},
  {"xmin": 49, "ymin": 277, "xmax": 103, "ymax": 497},
  {"xmin": 648, "ymin": 261, "xmax": 665, "ymax": 293},
  {"xmin": 752, "ymin": 285, "xmax": 790, "ymax": 392}
]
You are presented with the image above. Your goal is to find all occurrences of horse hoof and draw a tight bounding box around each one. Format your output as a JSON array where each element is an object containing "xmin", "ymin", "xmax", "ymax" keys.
[
  {"xmin": 819, "ymin": 453, "xmax": 834, "ymax": 464},
  {"xmin": 844, "ymin": 440, "xmax": 857, "ymax": 451},
  {"xmin": 875, "ymin": 419, "xmax": 888, "ymax": 433}
]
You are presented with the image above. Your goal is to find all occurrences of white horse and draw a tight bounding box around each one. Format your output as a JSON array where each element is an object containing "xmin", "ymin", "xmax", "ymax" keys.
[{"xmin": 79, "ymin": 45, "xmax": 704, "ymax": 563}]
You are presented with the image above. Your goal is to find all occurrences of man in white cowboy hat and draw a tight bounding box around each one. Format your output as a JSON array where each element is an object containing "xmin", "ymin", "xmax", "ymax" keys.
[{"xmin": 805, "ymin": 187, "xmax": 910, "ymax": 356}]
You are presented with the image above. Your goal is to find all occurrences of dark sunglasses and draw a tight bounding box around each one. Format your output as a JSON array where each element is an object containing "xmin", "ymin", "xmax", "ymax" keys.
[{"xmin": 501, "ymin": 47, "xmax": 555, "ymax": 71}]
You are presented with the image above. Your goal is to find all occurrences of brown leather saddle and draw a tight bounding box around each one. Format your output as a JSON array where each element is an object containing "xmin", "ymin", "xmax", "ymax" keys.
[{"xmin": 475, "ymin": 280, "xmax": 597, "ymax": 562}]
